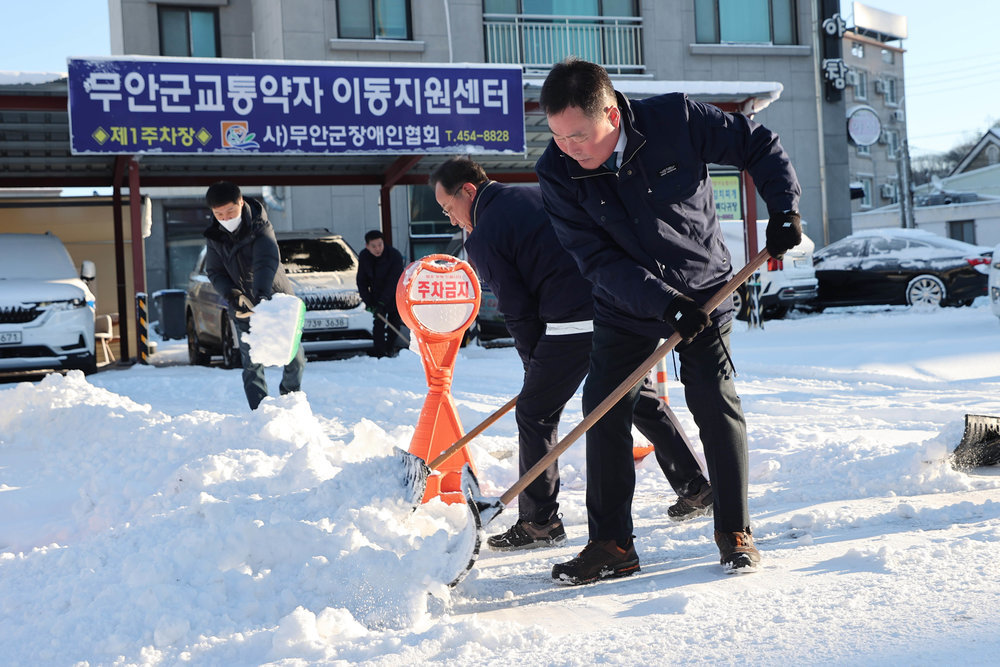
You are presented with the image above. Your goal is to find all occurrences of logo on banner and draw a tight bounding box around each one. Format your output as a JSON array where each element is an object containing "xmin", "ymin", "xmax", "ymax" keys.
[{"xmin": 221, "ymin": 121, "xmax": 259, "ymax": 149}]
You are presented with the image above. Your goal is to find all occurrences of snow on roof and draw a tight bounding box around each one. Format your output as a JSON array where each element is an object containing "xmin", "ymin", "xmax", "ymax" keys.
[{"xmin": 0, "ymin": 71, "xmax": 67, "ymax": 85}]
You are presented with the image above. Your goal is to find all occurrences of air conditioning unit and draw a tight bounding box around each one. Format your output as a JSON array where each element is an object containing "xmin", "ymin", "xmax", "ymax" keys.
[
  {"xmin": 892, "ymin": 109, "xmax": 905, "ymax": 122},
  {"xmin": 880, "ymin": 183, "xmax": 897, "ymax": 199},
  {"xmin": 874, "ymin": 79, "xmax": 886, "ymax": 94},
  {"xmin": 846, "ymin": 70, "xmax": 859, "ymax": 86},
  {"xmin": 878, "ymin": 132, "xmax": 889, "ymax": 144}
]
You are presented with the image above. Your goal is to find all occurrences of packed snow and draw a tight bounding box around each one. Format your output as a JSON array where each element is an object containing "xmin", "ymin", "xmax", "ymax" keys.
[{"xmin": 2, "ymin": 301, "xmax": 1000, "ymax": 665}]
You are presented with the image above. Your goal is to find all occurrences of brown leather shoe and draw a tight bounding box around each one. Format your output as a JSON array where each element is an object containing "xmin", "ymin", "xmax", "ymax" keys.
[
  {"xmin": 714, "ymin": 527, "xmax": 761, "ymax": 571},
  {"xmin": 552, "ymin": 538, "xmax": 640, "ymax": 585}
]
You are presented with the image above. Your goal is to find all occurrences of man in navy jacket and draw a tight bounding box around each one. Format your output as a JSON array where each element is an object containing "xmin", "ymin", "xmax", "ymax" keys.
[
  {"xmin": 357, "ymin": 230, "xmax": 405, "ymax": 358},
  {"xmin": 430, "ymin": 156, "xmax": 713, "ymax": 553},
  {"xmin": 535, "ymin": 58, "xmax": 803, "ymax": 583}
]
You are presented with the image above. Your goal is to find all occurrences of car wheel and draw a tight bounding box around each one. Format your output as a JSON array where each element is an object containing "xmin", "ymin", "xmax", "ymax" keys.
[
  {"xmin": 187, "ymin": 313, "xmax": 210, "ymax": 366},
  {"xmin": 732, "ymin": 284, "xmax": 752, "ymax": 321},
  {"xmin": 221, "ymin": 314, "xmax": 241, "ymax": 369},
  {"xmin": 906, "ymin": 274, "xmax": 946, "ymax": 307}
]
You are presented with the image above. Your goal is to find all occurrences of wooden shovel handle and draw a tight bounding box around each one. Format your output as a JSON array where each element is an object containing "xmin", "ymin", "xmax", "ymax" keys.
[
  {"xmin": 427, "ymin": 394, "xmax": 519, "ymax": 470},
  {"xmin": 499, "ymin": 248, "xmax": 771, "ymax": 506}
]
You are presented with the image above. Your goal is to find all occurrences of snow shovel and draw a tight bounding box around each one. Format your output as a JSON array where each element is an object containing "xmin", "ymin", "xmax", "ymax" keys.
[
  {"xmin": 372, "ymin": 310, "xmax": 411, "ymax": 352},
  {"xmin": 950, "ymin": 414, "xmax": 1000, "ymax": 469},
  {"xmin": 451, "ymin": 248, "xmax": 772, "ymax": 580},
  {"xmin": 393, "ymin": 394, "xmax": 519, "ymax": 507}
]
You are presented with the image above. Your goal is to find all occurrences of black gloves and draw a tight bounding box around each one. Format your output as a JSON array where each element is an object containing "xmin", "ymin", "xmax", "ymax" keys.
[
  {"xmin": 664, "ymin": 295, "xmax": 711, "ymax": 343},
  {"xmin": 765, "ymin": 210, "xmax": 802, "ymax": 260},
  {"xmin": 228, "ymin": 289, "xmax": 255, "ymax": 319}
]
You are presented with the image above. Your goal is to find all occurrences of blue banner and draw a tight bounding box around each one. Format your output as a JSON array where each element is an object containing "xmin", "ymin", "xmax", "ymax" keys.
[{"xmin": 67, "ymin": 57, "xmax": 525, "ymax": 155}]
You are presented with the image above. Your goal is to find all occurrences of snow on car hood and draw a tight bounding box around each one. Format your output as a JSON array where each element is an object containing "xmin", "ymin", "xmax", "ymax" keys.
[
  {"xmin": 285, "ymin": 272, "xmax": 355, "ymax": 294},
  {"xmin": 0, "ymin": 278, "xmax": 93, "ymax": 305}
]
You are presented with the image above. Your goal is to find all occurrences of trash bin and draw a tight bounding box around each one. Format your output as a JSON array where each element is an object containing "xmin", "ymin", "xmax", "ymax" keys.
[{"xmin": 152, "ymin": 289, "xmax": 187, "ymax": 340}]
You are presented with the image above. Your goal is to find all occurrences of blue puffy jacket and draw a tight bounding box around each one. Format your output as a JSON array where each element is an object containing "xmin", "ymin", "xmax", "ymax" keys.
[{"xmin": 536, "ymin": 92, "xmax": 800, "ymax": 339}]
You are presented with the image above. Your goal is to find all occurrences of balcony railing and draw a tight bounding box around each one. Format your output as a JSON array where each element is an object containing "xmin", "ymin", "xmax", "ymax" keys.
[{"xmin": 484, "ymin": 13, "xmax": 644, "ymax": 75}]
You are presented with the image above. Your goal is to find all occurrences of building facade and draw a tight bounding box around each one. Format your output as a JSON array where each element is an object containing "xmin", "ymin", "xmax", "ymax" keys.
[{"xmin": 110, "ymin": 0, "xmax": 853, "ymax": 293}]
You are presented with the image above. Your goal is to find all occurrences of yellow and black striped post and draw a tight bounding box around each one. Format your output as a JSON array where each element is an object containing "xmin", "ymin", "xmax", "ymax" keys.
[{"xmin": 135, "ymin": 292, "xmax": 150, "ymax": 364}]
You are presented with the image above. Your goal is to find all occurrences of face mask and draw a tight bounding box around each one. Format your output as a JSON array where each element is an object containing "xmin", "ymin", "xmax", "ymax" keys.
[{"xmin": 218, "ymin": 215, "xmax": 241, "ymax": 233}]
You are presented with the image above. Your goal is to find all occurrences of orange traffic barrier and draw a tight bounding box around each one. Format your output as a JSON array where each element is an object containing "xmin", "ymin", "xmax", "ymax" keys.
[
  {"xmin": 634, "ymin": 352, "xmax": 672, "ymax": 464},
  {"xmin": 396, "ymin": 254, "xmax": 482, "ymax": 504}
]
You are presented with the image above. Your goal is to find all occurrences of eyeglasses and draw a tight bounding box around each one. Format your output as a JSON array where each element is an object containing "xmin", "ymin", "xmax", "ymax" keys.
[{"xmin": 441, "ymin": 189, "xmax": 460, "ymax": 218}]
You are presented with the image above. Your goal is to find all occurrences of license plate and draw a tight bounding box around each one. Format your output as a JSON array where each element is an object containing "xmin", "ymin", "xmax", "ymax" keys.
[
  {"xmin": 304, "ymin": 317, "xmax": 348, "ymax": 330},
  {"xmin": 0, "ymin": 330, "xmax": 23, "ymax": 345},
  {"xmin": 793, "ymin": 259, "xmax": 810, "ymax": 268}
]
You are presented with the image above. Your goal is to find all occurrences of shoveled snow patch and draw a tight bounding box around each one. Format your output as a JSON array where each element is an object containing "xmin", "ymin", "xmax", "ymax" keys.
[{"xmin": 246, "ymin": 293, "xmax": 305, "ymax": 366}]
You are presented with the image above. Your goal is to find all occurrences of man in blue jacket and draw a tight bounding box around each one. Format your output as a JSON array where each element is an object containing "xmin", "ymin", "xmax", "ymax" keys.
[
  {"xmin": 430, "ymin": 156, "xmax": 713, "ymax": 553},
  {"xmin": 535, "ymin": 58, "xmax": 803, "ymax": 583},
  {"xmin": 203, "ymin": 181, "xmax": 306, "ymax": 410}
]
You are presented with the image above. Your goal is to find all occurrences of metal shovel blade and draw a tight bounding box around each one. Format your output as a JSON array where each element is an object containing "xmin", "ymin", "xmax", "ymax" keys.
[
  {"xmin": 394, "ymin": 447, "xmax": 431, "ymax": 508},
  {"xmin": 951, "ymin": 414, "xmax": 1000, "ymax": 469}
]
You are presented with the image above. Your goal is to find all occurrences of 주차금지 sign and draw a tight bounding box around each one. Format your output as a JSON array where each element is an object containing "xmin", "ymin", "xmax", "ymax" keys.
[{"xmin": 67, "ymin": 57, "xmax": 525, "ymax": 155}]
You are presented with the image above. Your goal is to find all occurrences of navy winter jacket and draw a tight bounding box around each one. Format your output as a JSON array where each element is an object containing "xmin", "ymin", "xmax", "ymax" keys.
[
  {"xmin": 357, "ymin": 245, "xmax": 404, "ymax": 313},
  {"xmin": 464, "ymin": 181, "xmax": 593, "ymax": 358},
  {"xmin": 536, "ymin": 92, "xmax": 801, "ymax": 339},
  {"xmin": 203, "ymin": 198, "xmax": 294, "ymax": 306}
]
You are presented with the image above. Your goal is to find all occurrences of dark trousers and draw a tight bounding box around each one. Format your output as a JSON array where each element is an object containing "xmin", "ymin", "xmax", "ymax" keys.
[
  {"xmin": 583, "ymin": 320, "xmax": 748, "ymax": 543},
  {"xmin": 234, "ymin": 316, "xmax": 307, "ymax": 410},
  {"xmin": 372, "ymin": 308, "xmax": 405, "ymax": 357},
  {"xmin": 515, "ymin": 332, "xmax": 708, "ymax": 524}
]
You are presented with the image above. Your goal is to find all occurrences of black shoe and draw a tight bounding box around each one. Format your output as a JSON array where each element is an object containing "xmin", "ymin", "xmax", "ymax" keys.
[
  {"xmin": 551, "ymin": 538, "xmax": 640, "ymax": 585},
  {"xmin": 715, "ymin": 527, "xmax": 761, "ymax": 572},
  {"xmin": 487, "ymin": 517, "xmax": 567, "ymax": 551},
  {"xmin": 667, "ymin": 482, "xmax": 714, "ymax": 522}
]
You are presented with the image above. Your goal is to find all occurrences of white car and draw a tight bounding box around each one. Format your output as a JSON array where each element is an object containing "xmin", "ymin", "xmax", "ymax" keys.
[
  {"xmin": 720, "ymin": 219, "xmax": 818, "ymax": 320},
  {"xmin": 990, "ymin": 242, "xmax": 1000, "ymax": 321},
  {"xmin": 0, "ymin": 233, "xmax": 98, "ymax": 374}
]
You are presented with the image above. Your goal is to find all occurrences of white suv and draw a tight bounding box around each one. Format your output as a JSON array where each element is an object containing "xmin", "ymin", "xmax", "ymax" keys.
[
  {"xmin": 0, "ymin": 233, "xmax": 98, "ymax": 374},
  {"xmin": 720, "ymin": 219, "xmax": 818, "ymax": 320}
]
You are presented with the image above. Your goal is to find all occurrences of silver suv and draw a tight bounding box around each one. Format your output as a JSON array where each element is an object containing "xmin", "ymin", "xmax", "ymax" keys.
[
  {"xmin": 184, "ymin": 231, "xmax": 374, "ymax": 367},
  {"xmin": 0, "ymin": 233, "xmax": 98, "ymax": 374}
]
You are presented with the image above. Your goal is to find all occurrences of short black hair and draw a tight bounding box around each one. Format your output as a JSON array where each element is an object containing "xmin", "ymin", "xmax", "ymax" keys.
[
  {"xmin": 364, "ymin": 230, "xmax": 384, "ymax": 244},
  {"xmin": 539, "ymin": 57, "xmax": 616, "ymax": 119},
  {"xmin": 429, "ymin": 157, "xmax": 488, "ymax": 195},
  {"xmin": 205, "ymin": 181, "xmax": 242, "ymax": 208}
]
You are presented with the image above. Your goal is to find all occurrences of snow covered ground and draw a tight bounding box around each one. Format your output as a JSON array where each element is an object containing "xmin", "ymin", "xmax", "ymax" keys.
[{"xmin": 2, "ymin": 302, "xmax": 1000, "ymax": 665}]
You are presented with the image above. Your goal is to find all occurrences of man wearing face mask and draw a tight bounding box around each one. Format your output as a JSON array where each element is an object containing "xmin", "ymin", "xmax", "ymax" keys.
[{"xmin": 203, "ymin": 181, "xmax": 306, "ymax": 410}]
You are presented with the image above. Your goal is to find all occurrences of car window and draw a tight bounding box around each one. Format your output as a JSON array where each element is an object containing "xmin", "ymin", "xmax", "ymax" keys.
[
  {"xmin": 280, "ymin": 239, "xmax": 357, "ymax": 273},
  {"xmin": 818, "ymin": 238, "xmax": 867, "ymax": 259},
  {"xmin": 868, "ymin": 237, "xmax": 909, "ymax": 255}
]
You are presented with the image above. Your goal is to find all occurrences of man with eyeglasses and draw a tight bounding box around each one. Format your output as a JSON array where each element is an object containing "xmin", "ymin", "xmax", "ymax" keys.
[
  {"xmin": 535, "ymin": 58, "xmax": 803, "ymax": 584},
  {"xmin": 429, "ymin": 156, "xmax": 713, "ymax": 554}
]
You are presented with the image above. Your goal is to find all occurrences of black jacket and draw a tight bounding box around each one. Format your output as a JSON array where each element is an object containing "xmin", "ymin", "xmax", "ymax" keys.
[
  {"xmin": 464, "ymin": 181, "xmax": 593, "ymax": 358},
  {"xmin": 357, "ymin": 245, "xmax": 404, "ymax": 313},
  {"xmin": 203, "ymin": 198, "xmax": 294, "ymax": 306},
  {"xmin": 536, "ymin": 92, "xmax": 801, "ymax": 338}
]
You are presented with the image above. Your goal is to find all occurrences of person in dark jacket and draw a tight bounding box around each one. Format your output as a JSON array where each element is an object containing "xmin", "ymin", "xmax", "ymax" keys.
[
  {"xmin": 535, "ymin": 58, "xmax": 803, "ymax": 583},
  {"xmin": 356, "ymin": 230, "xmax": 406, "ymax": 358},
  {"xmin": 203, "ymin": 181, "xmax": 306, "ymax": 410},
  {"xmin": 430, "ymin": 156, "xmax": 713, "ymax": 552}
]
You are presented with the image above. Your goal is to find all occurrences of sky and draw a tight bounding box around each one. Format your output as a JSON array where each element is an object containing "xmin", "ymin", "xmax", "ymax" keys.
[
  {"xmin": 0, "ymin": 1, "xmax": 997, "ymax": 155},
  {"xmin": 2, "ymin": 299, "xmax": 1000, "ymax": 664}
]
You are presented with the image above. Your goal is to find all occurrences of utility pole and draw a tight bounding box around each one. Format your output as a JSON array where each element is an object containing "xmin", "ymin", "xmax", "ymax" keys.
[{"xmin": 897, "ymin": 137, "xmax": 915, "ymax": 229}]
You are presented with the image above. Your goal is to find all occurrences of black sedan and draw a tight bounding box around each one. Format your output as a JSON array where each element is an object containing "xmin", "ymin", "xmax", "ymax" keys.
[{"xmin": 810, "ymin": 228, "xmax": 992, "ymax": 309}]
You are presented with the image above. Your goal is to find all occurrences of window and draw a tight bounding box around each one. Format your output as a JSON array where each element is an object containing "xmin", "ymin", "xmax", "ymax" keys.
[
  {"xmin": 881, "ymin": 48, "xmax": 894, "ymax": 64},
  {"xmin": 408, "ymin": 185, "xmax": 454, "ymax": 258},
  {"xmin": 986, "ymin": 144, "xmax": 1000, "ymax": 165},
  {"xmin": 337, "ymin": 0, "xmax": 411, "ymax": 39},
  {"xmin": 158, "ymin": 6, "xmax": 219, "ymax": 57},
  {"xmin": 163, "ymin": 206, "xmax": 215, "ymax": 288},
  {"xmin": 884, "ymin": 129, "xmax": 899, "ymax": 160},
  {"xmin": 852, "ymin": 68, "xmax": 868, "ymax": 101},
  {"xmin": 694, "ymin": 0, "xmax": 797, "ymax": 45},
  {"xmin": 884, "ymin": 76, "xmax": 898, "ymax": 106},
  {"xmin": 858, "ymin": 175, "xmax": 874, "ymax": 208},
  {"xmin": 857, "ymin": 143, "xmax": 870, "ymax": 157},
  {"xmin": 851, "ymin": 41, "xmax": 864, "ymax": 58},
  {"xmin": 948, "ymin": 220, "xmax": 976, "ymax": 244}
]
